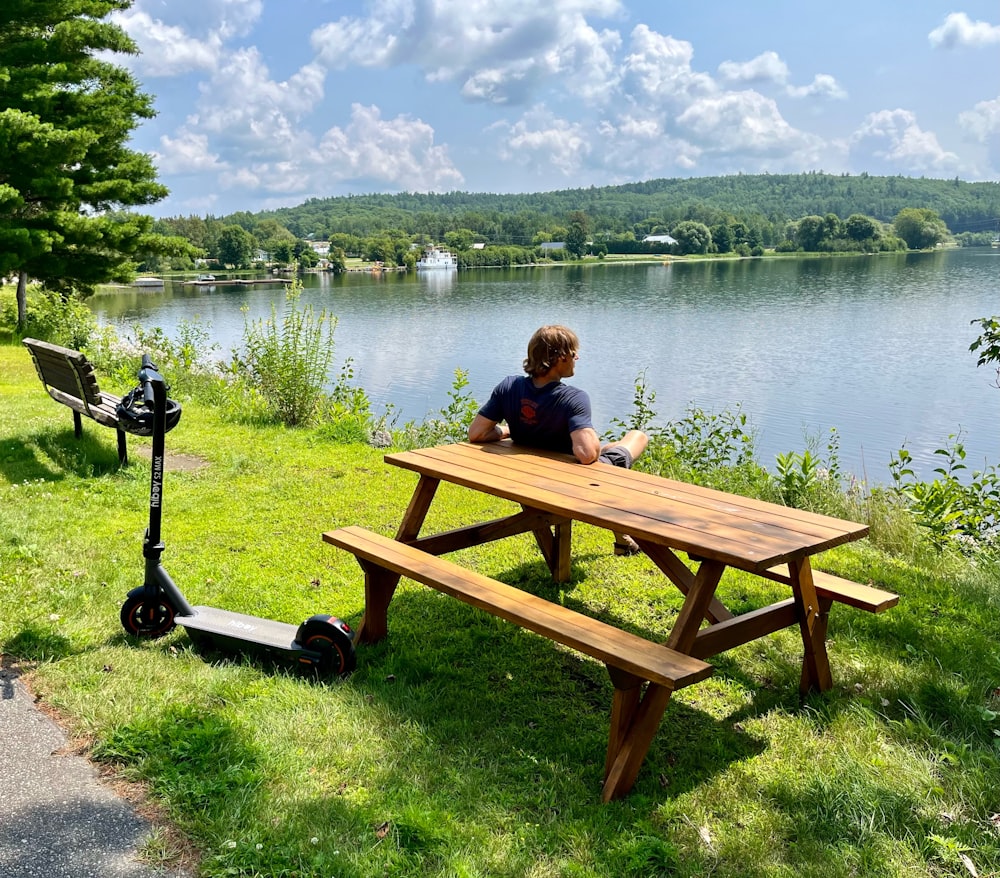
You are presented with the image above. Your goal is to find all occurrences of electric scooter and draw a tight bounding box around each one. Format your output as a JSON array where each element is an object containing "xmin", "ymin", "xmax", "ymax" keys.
[{"xmin": 118, "ymin": 354, "xmax": 356, "ymax": 676}]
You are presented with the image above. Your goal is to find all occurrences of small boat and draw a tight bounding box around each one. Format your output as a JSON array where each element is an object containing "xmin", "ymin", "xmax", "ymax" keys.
[
  {"xmin": 133, "ymin": 277, "xmax": 164, "ymax": 287},
  {"xmin": 196, "ymin": 273, "xmax": 216, "ymax": 282},
  {"xmin": 416, "ymin": 247, "xmax": 458, "ymax": 270}
]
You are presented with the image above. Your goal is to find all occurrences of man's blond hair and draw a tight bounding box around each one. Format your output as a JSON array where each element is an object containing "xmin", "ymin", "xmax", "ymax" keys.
[{"xmin": 523, "ymin": 325, "xmax": 579, "ymax": 377}]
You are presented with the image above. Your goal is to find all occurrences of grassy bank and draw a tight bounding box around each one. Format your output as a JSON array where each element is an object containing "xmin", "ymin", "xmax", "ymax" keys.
[{"xmin": 1, "ymin": 342, "xmax": 999, "ymax": 878}]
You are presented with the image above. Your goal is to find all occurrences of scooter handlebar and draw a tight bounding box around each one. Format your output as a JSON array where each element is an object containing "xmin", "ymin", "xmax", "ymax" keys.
[{"xmin": 137, "ymin": 354, "xmax": 163, "ymax": 405}]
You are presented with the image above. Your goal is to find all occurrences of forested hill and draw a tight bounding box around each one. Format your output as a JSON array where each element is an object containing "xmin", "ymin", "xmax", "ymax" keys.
[{"xmin": 254, "ymin": 173, "xmax": 1000, "ymax": 240}]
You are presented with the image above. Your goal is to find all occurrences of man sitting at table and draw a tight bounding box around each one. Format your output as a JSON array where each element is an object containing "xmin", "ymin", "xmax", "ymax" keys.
[{"xmin": 468, "ymin": 324, "xmax": 649, "ymax": 556}]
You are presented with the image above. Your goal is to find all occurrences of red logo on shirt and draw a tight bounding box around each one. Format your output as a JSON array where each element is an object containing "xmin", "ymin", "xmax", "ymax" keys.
[{"xmin": 520, "ymin": 398, "xmax": 538, "ymax": 425}]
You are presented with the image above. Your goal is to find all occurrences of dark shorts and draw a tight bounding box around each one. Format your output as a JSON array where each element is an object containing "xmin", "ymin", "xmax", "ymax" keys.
[{"xmin": 599, "ymin": 445, "xmax": 634, "ymax": 468}]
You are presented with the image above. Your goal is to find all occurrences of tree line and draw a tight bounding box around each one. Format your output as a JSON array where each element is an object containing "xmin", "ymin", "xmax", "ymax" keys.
[{"xmin": 146, "ymin": 203, "xmax": 960, "ymax": 272}]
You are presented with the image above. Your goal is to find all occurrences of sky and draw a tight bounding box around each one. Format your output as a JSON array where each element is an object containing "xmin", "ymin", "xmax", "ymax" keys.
[{"xmin": 112, "ymin": 0, "xmax": 1000, "ymax": 219}]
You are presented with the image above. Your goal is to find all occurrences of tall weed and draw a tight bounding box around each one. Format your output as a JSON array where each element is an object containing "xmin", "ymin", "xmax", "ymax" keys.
[{"xmin": 228, "ymin": 277, "xmax": 336, "ymax": 427}]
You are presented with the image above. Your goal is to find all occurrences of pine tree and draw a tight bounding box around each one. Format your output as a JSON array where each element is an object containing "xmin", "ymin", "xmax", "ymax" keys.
[{"xmin": 0, "ymin": 0, "xmax": 179, "ymax": 330}]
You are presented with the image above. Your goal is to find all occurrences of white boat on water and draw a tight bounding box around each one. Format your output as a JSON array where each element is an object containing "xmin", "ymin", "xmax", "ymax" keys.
[
  {"xmin": 133, "ymin": 277, "xmax": 164, "ymax": 287},
  {"xmin": 416, "ymin": 247, "xmax": 458, "ymax": 270}
]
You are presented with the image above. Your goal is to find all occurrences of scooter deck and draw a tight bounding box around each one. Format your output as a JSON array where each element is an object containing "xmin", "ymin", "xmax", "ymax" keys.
[{"xmin": 177, "ymin": 606, "xmax": 305, "ymax": 654}]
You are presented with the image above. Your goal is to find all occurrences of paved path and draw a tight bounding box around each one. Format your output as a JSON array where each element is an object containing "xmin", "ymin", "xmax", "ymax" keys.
[{"xmin": 0, "ymin": 664, "xmax": 190, "ymax": 878}]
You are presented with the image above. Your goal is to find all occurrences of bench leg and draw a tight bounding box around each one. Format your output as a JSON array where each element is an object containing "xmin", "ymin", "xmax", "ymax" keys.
[
  {"xmin": 602, "ymin": 675, "xmax": 673, "ymax": 802},
  {"xmin": 73, "ymin": 410, "xmax": 83, "ymax": 439},
  {"xmin": 354, "ymin": 561, "xmax": 400, "ymax": 644},
  {"xmin": 789, "ymin": 558, "xmax": 833, "ymax": 694},
  {"xmin": 116, "ymin": 428, "xmax": 127, "ymax": 465}
]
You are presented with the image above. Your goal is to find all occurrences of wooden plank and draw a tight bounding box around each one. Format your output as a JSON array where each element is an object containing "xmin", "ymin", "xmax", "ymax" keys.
[
  {"xmin": 473, "ymin": 441, "xmax": 867, "ymax": 539},
  {"xmin": 396, "ymin": 443, "xmax": 858, "ymax": 545},
  {"xmin": 763, "ymin": 567, "xmax": 900, "ymax": 613},
  {"xmin": 438, "ymin": 442, "xmax": 869, "ymax": 547},
  {"xmin": 386, "ymin": 445, "xmax": 837, "ymax": 570},
  {"xmin": 689, "ymin": 599, "xmax": 798, "ymax": 659},
  {"xmin": 324, "ymin": 526, "xmax": 713, "ymax": 690},
  {"xmin": 812, "ymin": 570, "xmax": 899, "ymax": 613},
  {"xmin": 24, "ymin": 339, "xmax": 105, "ymax": 406}
]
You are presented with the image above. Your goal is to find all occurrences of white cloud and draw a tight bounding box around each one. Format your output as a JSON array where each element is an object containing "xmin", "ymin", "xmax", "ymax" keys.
[
  {"xmin": 310, "ymin": 0, "xmax": 624, "ymax": 105},
  {"xmin": 717, "ymin": 51, "xmax": 789, "ymax": 86},
  {"xmin": 495, "ymin": 107, "xmax": 591, "ymax": 175},
  {"xmin": 717, "ymin": 51, "xmax": 845, "ymax": 101},
  {"xmin": 131, "ymin": 0, "xmax": 263, "ymax": 40},
  {"xmin": 112, "ymin": 8, "xmax": 221, "ymax": 75},
  {"xmin": 959, "ymin": 96, "xmax": 1000, "ymax": 141},
  {"xmin": 113, "ymin": 0, "xmax": 265, "ymax": 75},
  {"xmin": 676, "ymin": 91, "xmax": 820, "ymax": 158},
  {"xmin": 187, "ymin": 49, "xmax": 326, "ymax": 159},
  {"xmin": 787, "ymin": 74, "xmax": 847, "ymax": 100},
  {"xmin": 316, "ymin": 104, "xmax": 464, "ymax": 192},
  {"xmin": 850, "ymin": 109, "xmax": 962, "ymax": 174},
  {"xmin": 929, "ymin": 12, "xmax": 1000, "ymax": 49},
  {"xmin": 153, "ymin": 132, "xmax": 227, "ymax": 174},
  {"xmin": 959, "ymin": 97, "xmax": 1000, "ymax": 172},
  {"xmin": 620, "ymin": 24, "xmax": 716, "ymax": 109}
]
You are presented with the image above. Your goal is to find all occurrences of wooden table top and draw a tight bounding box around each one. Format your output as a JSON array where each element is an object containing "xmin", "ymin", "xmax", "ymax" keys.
[{"xmin": 385, "ymin": 442, "xmax": 869, "ymax": 573}]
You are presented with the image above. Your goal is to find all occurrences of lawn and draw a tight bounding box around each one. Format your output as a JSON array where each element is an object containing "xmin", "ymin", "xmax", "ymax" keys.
[{"xmin": 1, "ymin": 342, "xmax": 999, "ymax": 878}]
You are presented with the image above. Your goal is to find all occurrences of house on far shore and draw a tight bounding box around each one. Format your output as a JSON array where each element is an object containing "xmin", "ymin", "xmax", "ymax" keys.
[
  {"xmin": 539, "ymin": 241, "xmax": 566, "ymax": 252},
  {"xmin": 642, "ymin": 234, "xmax": 677, "ymax": 246}
]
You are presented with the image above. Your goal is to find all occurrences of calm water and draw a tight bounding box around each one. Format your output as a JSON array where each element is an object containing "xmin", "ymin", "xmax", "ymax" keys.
[{"xmin": 91, "ymin": 249, "xmax": 1000, "ymax": 482}]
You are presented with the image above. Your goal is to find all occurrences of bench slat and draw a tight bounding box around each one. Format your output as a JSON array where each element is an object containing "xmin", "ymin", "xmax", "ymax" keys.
[
  {"xmin": 812, "ymin": 570, "xmax": 899, "ymax": 613},
  {"xmin": 324, "ymin": 526, "xmax": 713, "ymax": 690}
]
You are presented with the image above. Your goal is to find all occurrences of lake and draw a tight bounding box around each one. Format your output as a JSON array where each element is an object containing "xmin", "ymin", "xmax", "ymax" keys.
[{"xmin": 90, "ymin": 249, "xmax": 1000, "ymax": 482}]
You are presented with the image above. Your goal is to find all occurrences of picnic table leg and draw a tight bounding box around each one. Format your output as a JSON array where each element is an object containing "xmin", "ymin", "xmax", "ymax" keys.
[
  {"xmin": 602, "ymin": 674, "xmax": 673, "ymax": 802},
  {"xmin": 530, "ymin": 516, "xmax": 573, "ymax": 582},
  {"xmin": 639, "ymin": 542, "xmax": 733, "ymax": 624},
  {"xmin": 396, "ymin": 475, "xmax": 440, "ymax": 541},
  {"xmin": 789, "ymin": 557, "xmax": 833, "ymax": 693},
  {"xmin": 666, "ymin": 560, "xmax": 726, "ymax": 655},
  {"xmin": 355, "ymin": 476, "xmax": 442, "ymax": 644}
]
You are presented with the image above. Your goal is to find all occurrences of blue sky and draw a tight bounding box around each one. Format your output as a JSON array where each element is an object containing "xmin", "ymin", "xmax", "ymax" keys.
[{"xmin": 113, "ymin": 0, "xmax": 1000, "ymax": 218}]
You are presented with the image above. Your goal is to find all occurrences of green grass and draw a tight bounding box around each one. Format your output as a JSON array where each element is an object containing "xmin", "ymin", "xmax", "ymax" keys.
[{"xmin": 2, "ymin": 343, "xmax": 1000, "ymax": 878}]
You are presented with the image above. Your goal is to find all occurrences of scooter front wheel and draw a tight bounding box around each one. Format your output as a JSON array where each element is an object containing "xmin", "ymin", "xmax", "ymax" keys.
[{"xmin": 120, "ymin": 591, "xmax": 177, "ymax": 638}]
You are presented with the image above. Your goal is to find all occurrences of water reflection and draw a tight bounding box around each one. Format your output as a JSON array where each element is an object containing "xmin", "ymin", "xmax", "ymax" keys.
[{"xmin": 90, "ymin": 250, "xmax": 1000, "ymax": 480}]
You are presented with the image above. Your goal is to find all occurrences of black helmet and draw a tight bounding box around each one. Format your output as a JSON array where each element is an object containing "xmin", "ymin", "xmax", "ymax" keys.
[{"xmin": 116, "ymin": 386, "xmax": 183, "ymax": 436}]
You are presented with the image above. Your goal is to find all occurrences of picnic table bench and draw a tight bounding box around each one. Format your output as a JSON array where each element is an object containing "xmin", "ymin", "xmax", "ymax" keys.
[
  {"xmin": 325, "ymin": 441, "xmax": 898, "ymax": 800},
  {"xmin": 22, "ymin": 338, "xmax": 129, "ymax": 464}
]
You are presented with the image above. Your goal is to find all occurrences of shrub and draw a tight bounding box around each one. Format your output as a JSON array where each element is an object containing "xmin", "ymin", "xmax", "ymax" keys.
[
  {"xmin": 13, "ymin": 288, "xmax": 97, "ymax": 348},
  {"xmin": 397, "ymin": 369, "xmax": 480, "ymax": 448}
]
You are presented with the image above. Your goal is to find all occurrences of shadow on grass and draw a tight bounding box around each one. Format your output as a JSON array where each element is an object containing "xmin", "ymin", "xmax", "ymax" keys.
[
  {"xmin": 344, "ymin": 587, "xmax": 766, "ymax": 802},
  {"xmin": 3, "ymin": 623, "xmax": 76, "ymax": 663},
  {"xmin": 0, "ymin": 429, "xmax": 124, "ymax": 482}
]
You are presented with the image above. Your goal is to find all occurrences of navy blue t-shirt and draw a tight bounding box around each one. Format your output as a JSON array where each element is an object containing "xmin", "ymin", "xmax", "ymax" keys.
[{"xmin": 478, "ymin": 375, "xmax": 594, "ymax": 454}]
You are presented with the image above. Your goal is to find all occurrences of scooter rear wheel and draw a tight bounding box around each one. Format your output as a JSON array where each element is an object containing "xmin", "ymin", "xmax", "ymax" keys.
[
  {"xmin": 120, "ymin": 592, "xmax": 177, "ymax": 638},
  {"xmin": 296, "ymin": 614, "xmax": 357, "ymax": 676}
]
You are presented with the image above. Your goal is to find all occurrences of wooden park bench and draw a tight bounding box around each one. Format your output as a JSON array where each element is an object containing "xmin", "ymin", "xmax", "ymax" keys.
[
  {"xmin": 323, "ymin": 525, "xmax": 714, "ymax": 801},
  {"xmin": 22, "ymin": 337, "xmax": 129, "ymax": 464}
]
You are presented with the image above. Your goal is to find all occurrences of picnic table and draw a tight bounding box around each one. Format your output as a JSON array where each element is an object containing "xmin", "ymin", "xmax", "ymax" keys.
[{"xmin": 324, "ymin": 441, "xmax": 895, "ymax": 800}]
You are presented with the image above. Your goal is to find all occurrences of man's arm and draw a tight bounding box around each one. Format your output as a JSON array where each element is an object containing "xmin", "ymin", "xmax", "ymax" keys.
[
  {"xmin": 570, "ymin": 426, "xmax": 602, "ymax": 464},
  {"xmin": 468, "ymin": 413, "xmax": 509, "ymax": 443}
]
